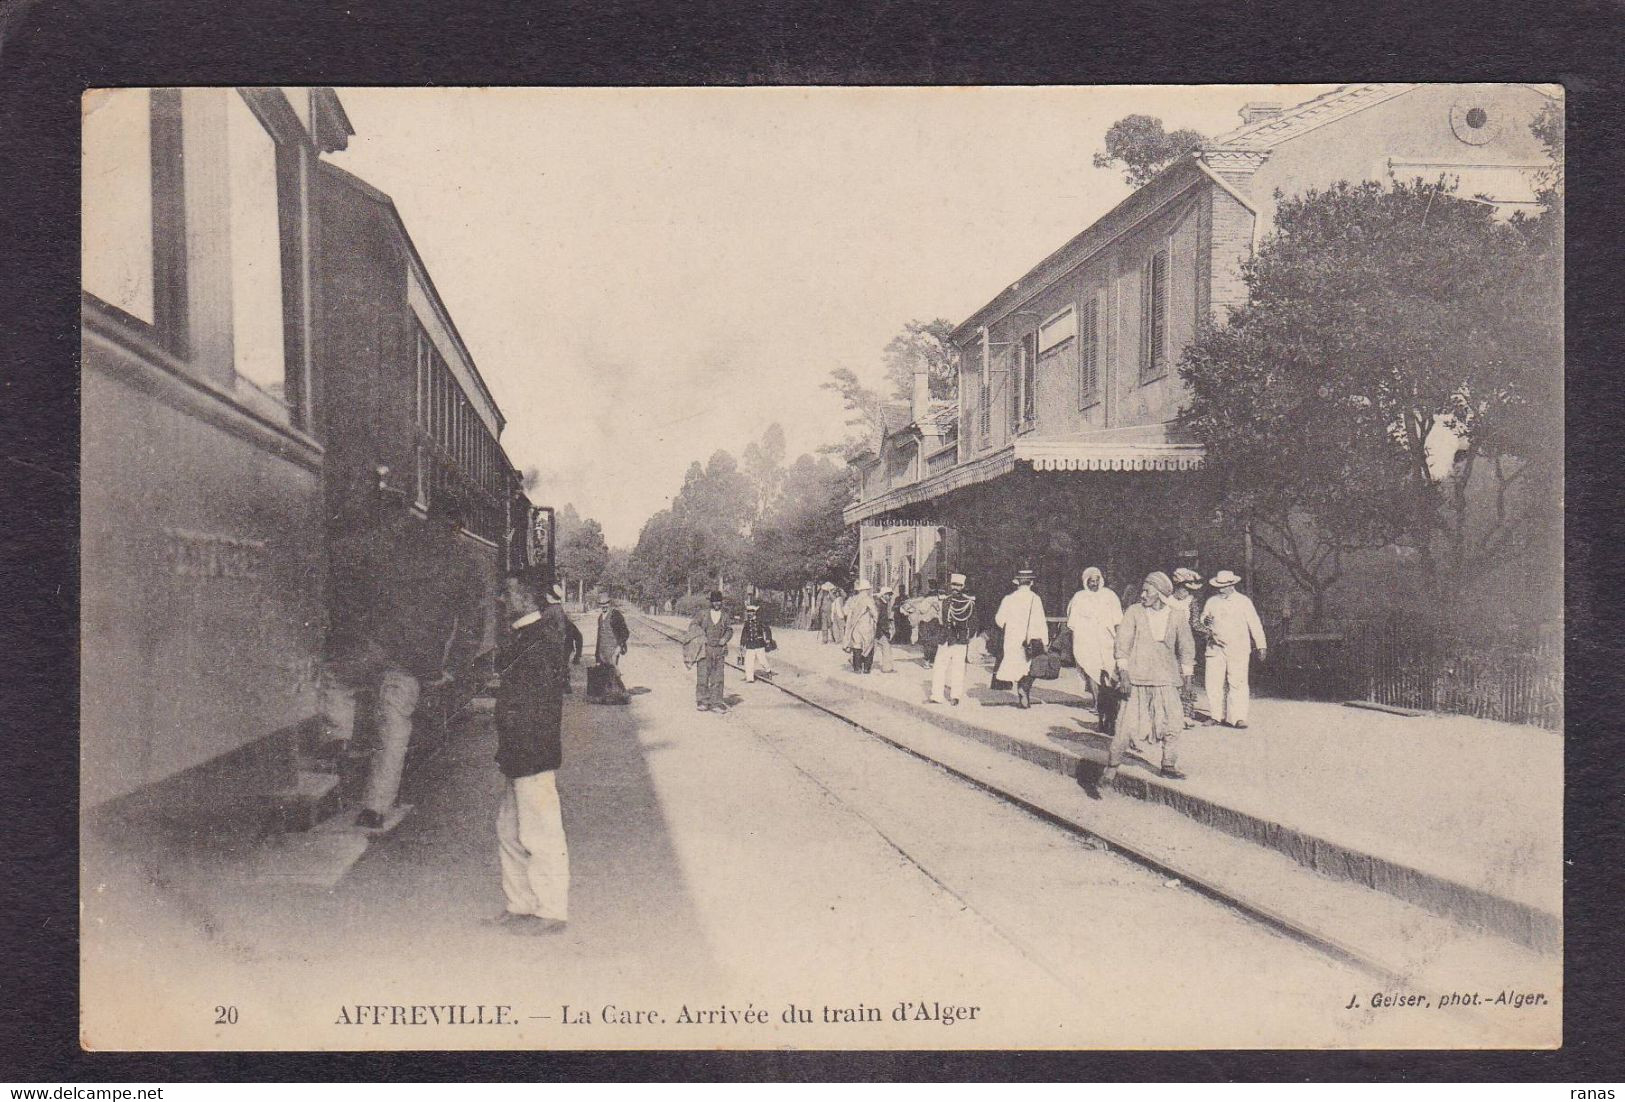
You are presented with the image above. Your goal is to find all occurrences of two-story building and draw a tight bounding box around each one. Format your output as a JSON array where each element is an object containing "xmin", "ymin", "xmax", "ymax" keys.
[
  {"xmin": 844, "ymin": 83, "xmax": 1559, "ymax": 617},
  {"xmin": 850, "ymin": 367, "xmax": 960, "ymax": 598}
]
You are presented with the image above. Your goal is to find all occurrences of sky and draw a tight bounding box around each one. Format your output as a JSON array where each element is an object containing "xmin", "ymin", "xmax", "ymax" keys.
[{"xmin": 324, "ymin": 85, "xmax": 1341, "ymax": 546}]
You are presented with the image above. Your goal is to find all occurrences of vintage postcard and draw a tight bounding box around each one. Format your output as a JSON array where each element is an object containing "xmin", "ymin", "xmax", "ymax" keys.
[{"xmin": 80, "ymin": 84, "xmax": 1562, "ymax": 1051}]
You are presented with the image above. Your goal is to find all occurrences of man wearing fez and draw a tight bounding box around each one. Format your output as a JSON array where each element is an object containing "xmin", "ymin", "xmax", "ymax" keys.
[{"xmin": 490, "ymin": 567, "xmax": 571, "ymax": 934}]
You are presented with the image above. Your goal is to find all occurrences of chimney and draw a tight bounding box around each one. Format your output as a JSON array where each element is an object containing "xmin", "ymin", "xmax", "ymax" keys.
[
  {"xmin": 1239, "ymin": 101, "xmax": 1282, "ymax": 126},
  {"xmin": 912, "ymin": 361, "xmax": 931, "ymax": 425}
]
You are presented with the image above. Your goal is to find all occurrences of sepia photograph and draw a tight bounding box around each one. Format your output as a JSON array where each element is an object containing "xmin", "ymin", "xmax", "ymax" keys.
[{"xmin": 79, "ymin": 83, "xmax": 1563, "ymax": 1051}]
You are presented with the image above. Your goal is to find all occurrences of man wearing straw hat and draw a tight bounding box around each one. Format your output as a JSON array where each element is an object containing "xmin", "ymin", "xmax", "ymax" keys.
[
  {"xmin": 1200, "ymin": 570, "xmax": 1268, "ymax": 729},
  {"xmin": 994, "ymin": 567, "xmax": 1049, "ymax": 709}
]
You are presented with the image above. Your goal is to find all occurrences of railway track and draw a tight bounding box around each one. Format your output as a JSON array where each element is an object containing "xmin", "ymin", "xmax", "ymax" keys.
[{"xmin": 632, "ymin": 613, "xmax": 1554, "ymax": 1038}]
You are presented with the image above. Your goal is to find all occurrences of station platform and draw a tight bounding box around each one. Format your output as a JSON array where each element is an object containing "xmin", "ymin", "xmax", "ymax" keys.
[{"xmin": 652, "ymin": 617, "xmax": 1562, "ymax": 953}]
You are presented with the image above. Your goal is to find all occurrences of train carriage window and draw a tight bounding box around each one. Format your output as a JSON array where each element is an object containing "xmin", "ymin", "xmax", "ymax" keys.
[
  {"xmin": 83, "ymin": 89, "xmax": 156, "ymax": 324},
  {"xmin": 224, "ymin": 91, "xmax": 288, "ymax": 405}
]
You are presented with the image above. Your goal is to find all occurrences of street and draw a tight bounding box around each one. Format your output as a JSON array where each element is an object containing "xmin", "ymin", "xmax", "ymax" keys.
[{"xmin": 82, "ymin": 617, "xmax": 1533, "ymax": 1052}]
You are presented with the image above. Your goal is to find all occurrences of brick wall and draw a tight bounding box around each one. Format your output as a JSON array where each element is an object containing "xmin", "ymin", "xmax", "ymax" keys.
[{"xmin": 1208, "ymin": 187, "xmax": 1255, "ymax": 321}]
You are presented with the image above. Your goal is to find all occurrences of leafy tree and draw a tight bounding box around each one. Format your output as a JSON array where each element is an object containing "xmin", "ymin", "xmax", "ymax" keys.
[
  {"xmin": 881, "ymin": 318, "xmax": 958, "ymax": 402},
  {"xmin": 821, "ymin": 366, "xmax": 886, "ymax": 454},
  {"xmin": 741, "ymin": 423, "xmax": 787, "ymax": 522},
  {"xmin": 748, "ymin": 454, "xmax": 859, "ymax": 590},
  {"xmin": 557, "ymin": 516, "xmax": 610, "ymax": 588},
  {"xmin": 1527, "ymin": 98, "xmax": 1563, "ymax": 245},
  {"xmin": 1092, "ymin": 115, "xmax": 1205, "ymax": 188},
  {"xmin": 1180, "ymin": 178, "xmax": 1561, "ymax": 623}
]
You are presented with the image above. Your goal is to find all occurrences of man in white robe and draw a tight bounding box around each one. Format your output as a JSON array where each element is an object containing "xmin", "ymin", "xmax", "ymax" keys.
[
  {"xmin": 993, "ymin": 567, "xmax": 1048, "ymax": 709},
  {"xmin": 1065, "ymin": 566, "xmax": 1122, "ymax": 709}
]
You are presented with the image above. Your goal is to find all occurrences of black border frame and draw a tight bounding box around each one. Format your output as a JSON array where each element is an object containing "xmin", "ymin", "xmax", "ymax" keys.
[{"xmin": 5, "ymin": 0, "xmax": 1623, "ymax": 1083}]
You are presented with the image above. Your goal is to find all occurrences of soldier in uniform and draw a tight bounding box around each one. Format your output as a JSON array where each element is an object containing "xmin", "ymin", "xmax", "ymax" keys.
[{"xmin": 928, "ymin": 573, "xmax": 976, "ymax": 705}]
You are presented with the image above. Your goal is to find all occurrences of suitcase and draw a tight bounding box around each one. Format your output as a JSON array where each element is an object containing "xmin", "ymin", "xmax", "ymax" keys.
[{"xmin": 586, "ymin": 663, "xmax": 629, "ymax": 704}]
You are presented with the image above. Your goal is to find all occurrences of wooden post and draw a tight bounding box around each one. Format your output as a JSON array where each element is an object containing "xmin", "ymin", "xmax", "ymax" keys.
[{"xmin": 1244, "ymin": 519, "xmax": 1255, "ymax": 595}]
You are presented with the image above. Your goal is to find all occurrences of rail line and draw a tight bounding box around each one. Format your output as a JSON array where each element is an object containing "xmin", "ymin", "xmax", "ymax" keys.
[{"xmin": 634, "ymin": 613, "xmax": 1422, "ymax": 990}]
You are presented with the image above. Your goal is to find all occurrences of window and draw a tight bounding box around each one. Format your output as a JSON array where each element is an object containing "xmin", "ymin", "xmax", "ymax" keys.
[
  {"xmin": 82, "ymin": 89, "xmax": 155, "ymax": 323},
  {"xmin": 224, "ymin": 91, "xmax": 287, "ymax": 404},
  {"xmin": 1078, "ymin": 296, "xmax": 1100, "ymax": 406},
  {"xmin": 976, "ymin": 332, "xmax": 991, "ymax": 442},
  {"xmin": 1140, "ymin": 248, "xmax": 1168, "ymax": 379},
  {"xmin": 1009, "ymin": 342, "xmax": 1022, "ymax": 433}
]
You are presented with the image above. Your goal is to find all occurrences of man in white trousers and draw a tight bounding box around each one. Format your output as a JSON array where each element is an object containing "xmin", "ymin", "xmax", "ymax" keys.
[
  {"xmin": 490, "ymin": 570, "xmax": 571, "ymax": 935},
  {"xmin": 929, "ymin": 573, "xmax": 977, "ymax": 705},
  {"xmin": 1200, "ymin": 570, "xmax": 1268, "ymax": 729}
]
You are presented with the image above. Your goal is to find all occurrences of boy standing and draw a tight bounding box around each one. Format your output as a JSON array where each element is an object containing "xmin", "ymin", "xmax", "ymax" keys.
[{"xmin": 739, "ymin": 600, "xmax": 776, "ymax": 682}]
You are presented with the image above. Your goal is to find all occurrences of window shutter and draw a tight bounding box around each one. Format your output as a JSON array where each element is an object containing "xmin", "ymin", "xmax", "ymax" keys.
[
  {"xmin": 1139, "ymin": 258, "xmax": 1152, "ymax": 377},
  {"xmin": 1079, "ymin": 296, "xmax": 1099, "ymax": 405},
  {"xmin": 1151, "ymin": 249, "xmax": 1168, "ymax": 370}
]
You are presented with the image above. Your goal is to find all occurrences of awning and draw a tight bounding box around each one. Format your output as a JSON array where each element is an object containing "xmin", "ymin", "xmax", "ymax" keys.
[{"xmin": 843, "ymin": 422, "xmax": 1204, "ymax": 526}]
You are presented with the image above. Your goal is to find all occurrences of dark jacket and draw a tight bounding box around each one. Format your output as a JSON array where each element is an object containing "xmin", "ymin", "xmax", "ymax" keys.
[
  {"xmin": 564, "ymin": 618, "xmax": 584, "ymax": 663},
  {"xmin": 941, "ymin": 593, "xmax": 978, "ymax": 646},
  {"xmin": 599, "ymin": 608, "xmax": 630, "ymax": 647},
  {"xmin": 330, "ymin": 516, "xmax": 486, "ymax": 681},
  {"xmin": 740, "ymin": 615, "xmax": 774, "ymax": 650},
  {"xmin": 687, "ymin": 608, "xmax": 733, "ymax": 657},
  {"xmin": 495, "ymin": 604, "xmax": 569, "ymax": 778}
]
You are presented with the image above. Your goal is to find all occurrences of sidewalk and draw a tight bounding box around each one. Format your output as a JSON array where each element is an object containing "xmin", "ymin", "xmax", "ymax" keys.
[{"xmin": 664, "ymin": 619, "xmax": 1562, "ymax": 951}]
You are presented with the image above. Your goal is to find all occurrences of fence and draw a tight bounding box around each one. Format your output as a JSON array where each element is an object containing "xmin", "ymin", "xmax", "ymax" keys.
[{"xmin": 1270, "ymin": 622, "xmax": 1562, "ymax": 731}]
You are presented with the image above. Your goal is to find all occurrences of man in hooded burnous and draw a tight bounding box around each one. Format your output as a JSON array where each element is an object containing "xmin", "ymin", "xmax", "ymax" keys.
[
  {"xmin": 1105, "ymin": 571, "xmax": 1197, "ymax": 784},
  {"xmin": 843, "ymin": 578, "xmax": 879, "ymax": 673},
  {"xmin": 1065, "ymin": 566, "xmax": 1123, "ymax": 722}
]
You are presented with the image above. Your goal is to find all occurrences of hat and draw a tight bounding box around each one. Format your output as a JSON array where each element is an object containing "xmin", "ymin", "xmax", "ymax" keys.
[
  {"xmin": 854, "ymin": 578, "xmax": 873, "ymax": 591},
  {"xmin": 1013, "ymin": 567, "xmax": 1036, "ymax": 584},
  {"xmin": 1144, "ymin": 571, "xmax": 1174, "ymax": 597},
  {"xmin": 1210, "ymin": 570, "xmax": 1242, "ymax": 588},
  {"xmin": 745, "ymin": 600, "xmax": 760, "ymax": 611},
  {"xmin": 709, "ymin": 589, "xmax": 725, "ymax": 601},
  {"xmin": 1172, "ymin": 567, "xmax": 1203, "ymax": 586},
  {"xmin": 949, "ymin": 573, "xmax": 967, "ymax": 585},
  {"xmin": 597, "ymin": 592, "xmax": 611, "ymax": 604}
]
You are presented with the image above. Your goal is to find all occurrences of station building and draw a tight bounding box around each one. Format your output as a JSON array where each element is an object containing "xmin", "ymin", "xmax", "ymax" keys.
[{"xmin": 844, "ymin": 83, "xmax": 1559, "ymax": 621}]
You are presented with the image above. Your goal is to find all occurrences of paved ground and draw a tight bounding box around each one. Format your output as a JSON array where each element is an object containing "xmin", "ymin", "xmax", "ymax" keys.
[
  {"xmin": 81, "ymin": 616, "xmax": 1555, "ymax": 1051},
  {"xmin": 743, "ymin": 624, "xmax": 1562, "ymax": 915}
]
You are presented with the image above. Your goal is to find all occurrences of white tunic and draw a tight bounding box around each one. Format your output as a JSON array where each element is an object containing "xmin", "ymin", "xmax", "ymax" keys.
[
  {"xmin": 1202, "ymin": 591, "xmax": 1267, "ymax": 653},
  {"xmin": 993, "ymin": 587, "xmax": 1048, "ymax": 682},
  {"xmin": 1065, "ymin": 584, "xmax": 1123, "ymax": 679}
]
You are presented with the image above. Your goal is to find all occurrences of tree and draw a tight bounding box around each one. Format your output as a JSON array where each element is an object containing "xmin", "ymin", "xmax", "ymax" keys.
[
  {"xmin": 748, "ymin": 454, "xmax": 859, "ymax": 590},
  {"xmin": 1092, "ymin": 114, "xmax": 1206, "ymax": 189},
  {"xmin": 881, "ymin": 318, "xmax": 958, "ymax": 403},
  {"xmin": 1179, "ymin": 178, "xmax": 1561, "ymax": 623},
  {"xmin": 557, "ymin": 516, "xmax": 610, "ymax": 588},
  {"xmin": 821, "ymin": 366, "xmax": 886, "ymax": 455},
  {"xmin": 741, "ymin": 423, "xmax": 787, "ymax": 522}
]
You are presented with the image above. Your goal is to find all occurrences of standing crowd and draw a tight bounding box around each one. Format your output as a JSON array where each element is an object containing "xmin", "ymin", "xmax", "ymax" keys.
[{"xmin": 808, "ymin": 563, "xmax": 1268, "ymax": 785}]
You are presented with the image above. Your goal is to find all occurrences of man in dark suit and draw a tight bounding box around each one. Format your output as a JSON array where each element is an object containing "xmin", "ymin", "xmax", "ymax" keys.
[
  {"xmin": 686, "ymin": 590, "xmax": 734, "ymax": 713},
  {"xmin": 490, "ymin": 568, "xmax": 571, "ymax": 935}
]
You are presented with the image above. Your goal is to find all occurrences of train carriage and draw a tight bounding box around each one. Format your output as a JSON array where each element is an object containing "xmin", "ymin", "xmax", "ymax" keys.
[{"xmin": 82, "ymin": 87, "xmax": 530, "ymax": 840}]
